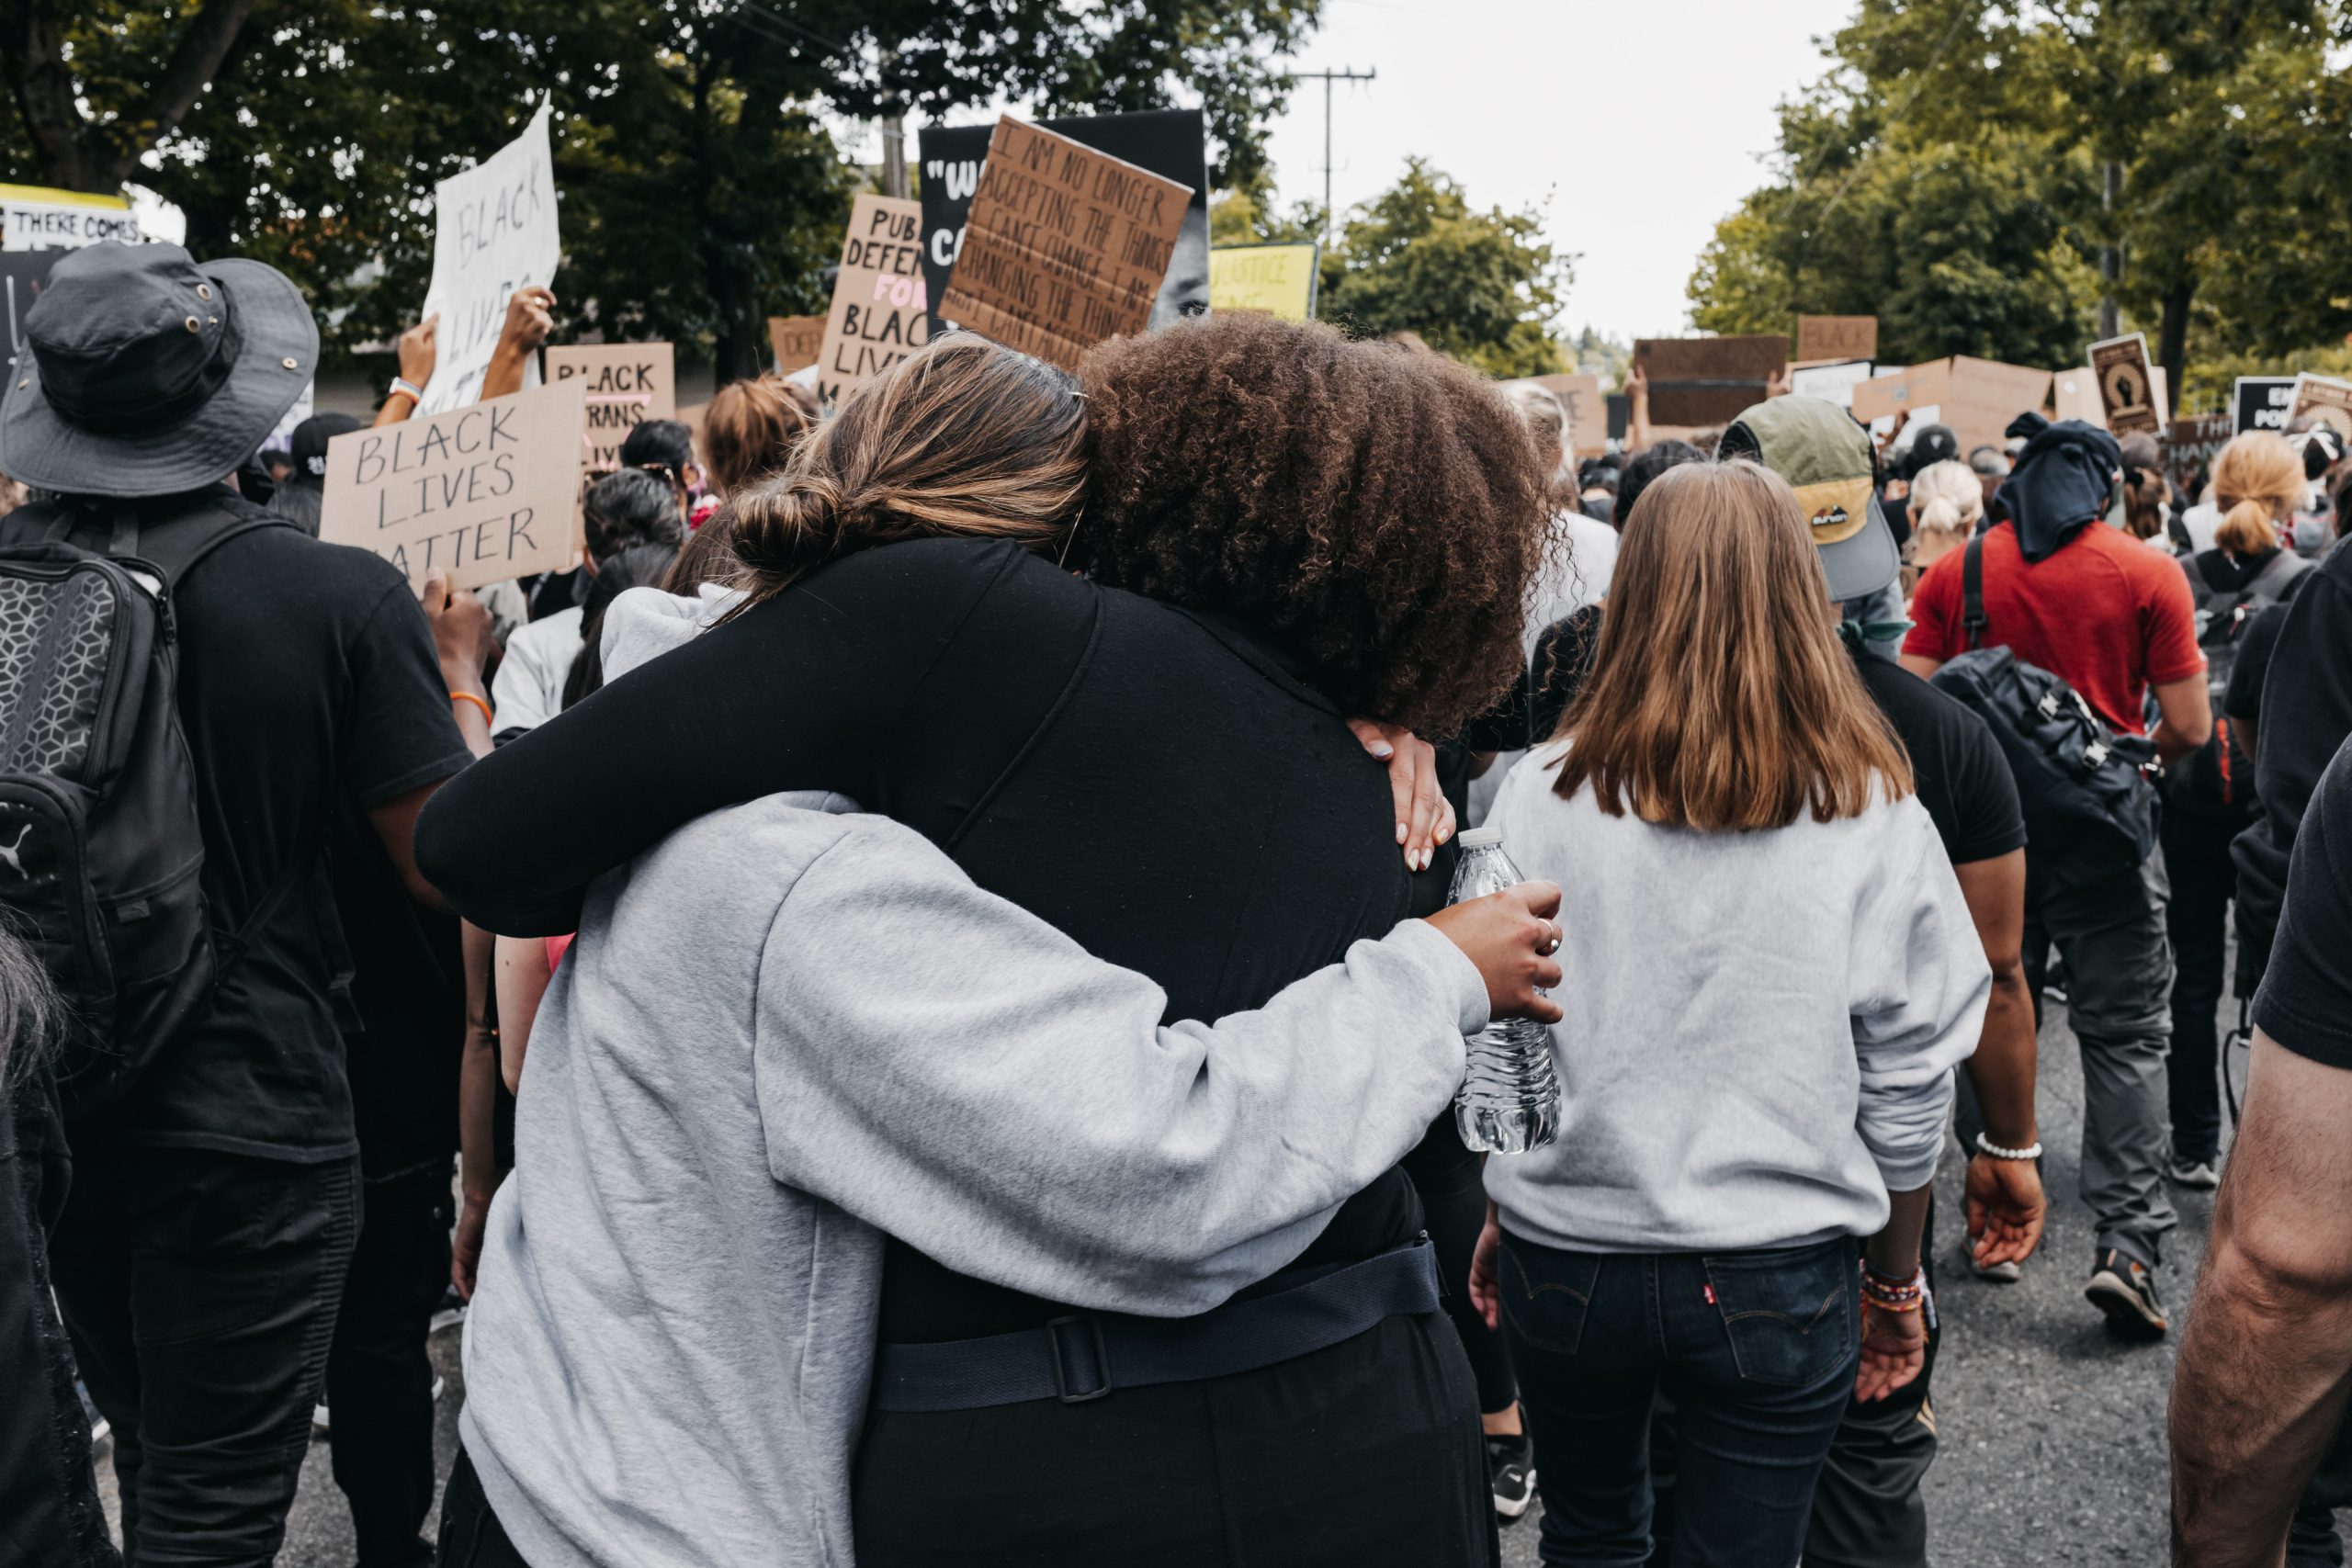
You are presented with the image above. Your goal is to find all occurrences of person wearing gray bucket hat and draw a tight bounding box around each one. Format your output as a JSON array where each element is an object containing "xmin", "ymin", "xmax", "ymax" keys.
[
  {"xmin": 0, "ymin": 242, "xmax": 317, "ymax": 497},
  {"xmin": 0, "ymin": 242, "xmax": 498, "ymax": 1566}
]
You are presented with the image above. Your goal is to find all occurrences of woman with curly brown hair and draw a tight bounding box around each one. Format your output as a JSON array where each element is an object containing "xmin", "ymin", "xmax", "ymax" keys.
[{"xmin": 418, "ymin": 318, "xmax": 1552, "ymax": 1567}]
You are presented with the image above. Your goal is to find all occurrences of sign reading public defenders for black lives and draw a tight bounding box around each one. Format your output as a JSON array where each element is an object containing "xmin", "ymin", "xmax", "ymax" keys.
[
  {"xmin": 815, "ymin": 196, "xmax": 929, "ymax": 407},
  {"xmin": 318, "ymin": 381, "xmax": 586, "ymax": 592},
  {"xmin": 919, "ymin": 108, "xmax": 1209, "ymax": 340}
]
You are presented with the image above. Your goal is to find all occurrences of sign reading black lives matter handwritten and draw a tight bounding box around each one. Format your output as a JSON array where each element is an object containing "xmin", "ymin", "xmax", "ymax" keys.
[
  {"xmin": 937, "ymin": 117, "xmax": 1193, "ymax": 372},
  {"xmin": 318, "ymin": 381, "xmax": 586, "ymax": 592}
]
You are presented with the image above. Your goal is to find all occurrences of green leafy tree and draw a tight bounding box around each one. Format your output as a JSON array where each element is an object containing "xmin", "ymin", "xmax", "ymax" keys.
[
  {"xmin": 1317, "ymin": 159, "xmax": 1567, "ymax": 378},
  {"xmin": 1691, "ymin": 0, "xmax": 2352, "ymax": 392},
  {"xmin": 1560, "ymin": 325, "xmax": 1631, "ymax": 389},
  {"xmin": 0, "ymin": 1, "xmax": 1327, "ymax": 382}
]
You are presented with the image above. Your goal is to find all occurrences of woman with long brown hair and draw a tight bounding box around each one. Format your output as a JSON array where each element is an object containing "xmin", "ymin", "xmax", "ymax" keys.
[
  {"xmin": 417, "ymin": 318, "xmax": 1552, "ymax": 1566},
  {"xmin": 1467, "ymin": 460, "xmax": 1990, "ymax": 1568}
]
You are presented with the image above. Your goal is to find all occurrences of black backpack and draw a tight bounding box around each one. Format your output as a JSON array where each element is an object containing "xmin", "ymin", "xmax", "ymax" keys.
[
  {"xmin": 1928, "ymin": 534, "xmax": 2159, "ymax": 886},
  {"xmin": 0, "ymin": 494, "xmax": 313, "ymax": 1114},
  {"xmin": 2166, "ymin": 548, "xmax": 2310, "ymax": 818}
]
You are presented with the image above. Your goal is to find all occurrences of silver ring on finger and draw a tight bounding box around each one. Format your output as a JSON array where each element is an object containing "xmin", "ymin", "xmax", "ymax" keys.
[{"xmin": 1541, "ymin": 923, "xmax": 1563, "ymax": 956}]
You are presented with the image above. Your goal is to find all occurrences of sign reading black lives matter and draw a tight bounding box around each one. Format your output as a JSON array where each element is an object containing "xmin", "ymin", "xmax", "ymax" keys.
[
  {"xmin": 414, "ymin": 103, "xmax": 560, "ymax": 415},
  {"xmin": 936, "ymin": 118, "xmax": 1193, "ymax": 372},
  {"xmin": 318, "ymin": 381, "xmax": 586, "ymax": 592},
  {"xmin": 919, "ymin": 108, "xmax": 1210, "ymax": 341}
]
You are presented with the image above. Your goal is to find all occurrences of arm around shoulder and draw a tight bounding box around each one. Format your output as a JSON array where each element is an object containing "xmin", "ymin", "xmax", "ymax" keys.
[{"xmin": 748, "ymin": 820, "xmax": 1487, "ymax": 1317}]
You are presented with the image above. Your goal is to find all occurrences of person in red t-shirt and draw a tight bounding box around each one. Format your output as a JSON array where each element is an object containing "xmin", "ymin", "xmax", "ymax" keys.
[{"xmin": 1900, "ymin": 418, "xmax": 2211, "ymax": 1341}]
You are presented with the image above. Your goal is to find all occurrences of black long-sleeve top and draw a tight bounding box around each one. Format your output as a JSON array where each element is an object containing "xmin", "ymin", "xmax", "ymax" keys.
[{"xmin": 416, "ymin": 537, "xmax": 1454, "ymax": 1340}]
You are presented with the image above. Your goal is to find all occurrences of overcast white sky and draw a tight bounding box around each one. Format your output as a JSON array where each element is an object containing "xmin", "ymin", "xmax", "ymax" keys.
[{"xmin": 1255, "ymin": 0, "xmax": 1858, "ymax": 343}]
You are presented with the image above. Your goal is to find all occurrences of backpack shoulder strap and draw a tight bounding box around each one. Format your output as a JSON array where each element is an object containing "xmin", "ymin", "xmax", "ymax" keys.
[
  {"xmin": 128, "ymin": 495, "xmax": 300, "ymax": 592},
  {"xmin": 1962, "ymin": 533, "xmax": 1988, "ymax": 650}
]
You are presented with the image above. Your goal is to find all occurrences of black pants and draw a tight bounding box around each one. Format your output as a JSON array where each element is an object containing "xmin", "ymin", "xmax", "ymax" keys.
[
  {"xmin": 435, "ymin": 1450, "xmax": 528, "ymax": 1568},
  {"xmin": 853, "ymin": 1311, "xmax": 1497, "ymax": 1567},
  {"xmin": 1425, "ymin": 1173, "xmax": 1518, "ymax": 1416},
  {"xmin": 49, "ymin": 1145, "xmax": 360, "ymax": 1568},
  {"xmin": 1504, "ymin": 1235, "xmax": 1858, "ymax": 1567},
  {"xmin": 2162, "ymin": 807, "xmax": 2239, "ymax": 1166},
  {"xmin": 1802, "ymin": 1197, "xmax": 1941, "ymax": 1568},
  {"xmin": 328, "ymin": 1161, "xmax": 454, "ymax": 1568}
]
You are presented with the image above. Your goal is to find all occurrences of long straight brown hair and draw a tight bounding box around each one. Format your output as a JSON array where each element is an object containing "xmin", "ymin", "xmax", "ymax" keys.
[{"xmin": 1553, "ymin": 459, "xmax": 1913, "ymax": 829}]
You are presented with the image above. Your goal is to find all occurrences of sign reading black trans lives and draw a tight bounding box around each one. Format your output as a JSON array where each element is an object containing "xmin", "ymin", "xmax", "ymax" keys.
[{"xmin": 919, "ymin": 108, "xmax": 1209, "ymax": 342}]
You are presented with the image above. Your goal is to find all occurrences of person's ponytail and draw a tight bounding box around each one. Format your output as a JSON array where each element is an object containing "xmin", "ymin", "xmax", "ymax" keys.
[
  {"xmin": 2209, "ymin": 432, "xmax": 2303, "ymax": 560},
  {"xmin": 724, "ymin": 333, "xmax": 1087, "ymax": 609},
  {"xmin": 2213, "ymin": 496, "xmax": 2279, "ymax": 557},
  {"xmin": 1916, "ymin": 494, "xmax": 1962, "ymax": 536}
]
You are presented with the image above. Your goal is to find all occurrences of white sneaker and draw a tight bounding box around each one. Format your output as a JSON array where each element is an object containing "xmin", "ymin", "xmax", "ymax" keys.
[{"xmin": 2169, "ymin": 1157, "xmax": 2221, "ymax": 1190}]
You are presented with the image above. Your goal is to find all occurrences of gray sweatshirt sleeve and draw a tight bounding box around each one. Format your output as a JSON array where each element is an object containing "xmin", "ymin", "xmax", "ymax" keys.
[
  {"xmin": 750, "ymin": 821, "xmax": 1486, "ymax": 1318},
  {"xmin": 1848, "ymin": 808, "xmax": 1992, "ymax": 1192}
]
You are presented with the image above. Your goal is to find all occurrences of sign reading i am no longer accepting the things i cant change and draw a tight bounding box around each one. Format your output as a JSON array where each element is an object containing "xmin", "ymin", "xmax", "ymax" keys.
[
  {"xmin": 816, "ymin": 196, "xmax": 930, "ymax": 407},
  {"xmin": 937, "ymin": 117, "xmax": 1193, "ymax": 372},
  {"xmin": 318, "ymin": 380, "xmax": 586, "ymax": 592}
]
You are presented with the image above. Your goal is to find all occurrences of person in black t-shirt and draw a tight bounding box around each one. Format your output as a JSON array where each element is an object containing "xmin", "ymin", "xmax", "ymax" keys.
[
  {"xmin": 0, "ymin": 243, "xmax": 492, "ymax": 1566},
  {"xmin": 2173, "ymin": 734, "xmax": 2352, "ymax": 1565}
]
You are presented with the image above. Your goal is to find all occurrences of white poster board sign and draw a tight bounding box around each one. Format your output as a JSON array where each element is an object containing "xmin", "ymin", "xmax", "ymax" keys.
[
  {"xmin": 0, "ymin": 184, "xmax": 140, "ymax": 252},
  {"xmin": 1789, "ymin": 359, "xmax": 1876, "ymax": 409},
  {"xmin": 414, "ymin": 103, "xmax": 560, "ymax": 415}
]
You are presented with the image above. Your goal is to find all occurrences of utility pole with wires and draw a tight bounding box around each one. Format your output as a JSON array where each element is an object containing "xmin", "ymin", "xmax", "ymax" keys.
[{"xmin": 1303, "ymin": 65, "xmax": 1375, "ymax": 244}]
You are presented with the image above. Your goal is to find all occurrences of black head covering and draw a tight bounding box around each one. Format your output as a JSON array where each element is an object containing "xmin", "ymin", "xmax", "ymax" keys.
[
  {"xmin": 1995, "ymin": 419, "xmax": 2121, "ymax": 563},
  {"xmin": 264, "ymin": 412, "xmax": 361, "ymax": 536}
]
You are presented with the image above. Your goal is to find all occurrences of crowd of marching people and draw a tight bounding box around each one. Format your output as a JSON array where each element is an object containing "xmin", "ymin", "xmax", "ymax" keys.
[{"xmin": 2, "ymin": 231, "xmax": 2352, "ymax": 1568}]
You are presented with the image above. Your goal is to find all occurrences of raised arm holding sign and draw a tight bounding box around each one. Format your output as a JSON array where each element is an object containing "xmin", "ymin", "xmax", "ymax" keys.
[
  {"xmin": 415, "ymin": 103, "xmax": 560, "ymax": 415},
  {"xmin": 936, "ymin": 117, "xmax": 1193, "ymax": 371}
]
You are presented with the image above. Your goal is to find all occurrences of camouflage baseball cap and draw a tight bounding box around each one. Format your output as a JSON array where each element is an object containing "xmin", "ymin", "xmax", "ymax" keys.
[{"xmin": 1722, "ymin": 395, "xmax": 1902, "ymax": 602}]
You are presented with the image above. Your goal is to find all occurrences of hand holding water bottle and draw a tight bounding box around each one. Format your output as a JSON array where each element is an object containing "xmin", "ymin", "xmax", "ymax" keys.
[
  {"xmin": 1423, "ymin": 882, "xmax": 1565, "ymax": 1024},
  {"xmin": 1447, "ymin": 827, "xmax": 1565, "ymax": 1153}
]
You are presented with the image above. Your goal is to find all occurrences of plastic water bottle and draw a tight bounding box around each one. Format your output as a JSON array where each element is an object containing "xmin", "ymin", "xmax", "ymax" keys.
[{"xmin": 1449, "ymin": 826, "xmax": 1561, "ymax": 1154}]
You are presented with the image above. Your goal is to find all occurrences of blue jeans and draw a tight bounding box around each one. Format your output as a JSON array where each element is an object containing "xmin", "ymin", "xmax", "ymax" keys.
[{"xmin": 1498, "ymin": 1232, "xmax": 1860, "ymax": 1568}]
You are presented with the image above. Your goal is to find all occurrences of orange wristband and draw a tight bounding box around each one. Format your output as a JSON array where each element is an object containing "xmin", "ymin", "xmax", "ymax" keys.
[{"xmin": 450, "ymin": 690, "xmax": 493, "ymax": 728}]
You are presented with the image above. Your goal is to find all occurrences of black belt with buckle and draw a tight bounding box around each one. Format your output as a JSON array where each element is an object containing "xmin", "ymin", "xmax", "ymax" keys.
[{"xmin": 866, "ymin": 1237, "xmax": 1441, "ymax": 1412}]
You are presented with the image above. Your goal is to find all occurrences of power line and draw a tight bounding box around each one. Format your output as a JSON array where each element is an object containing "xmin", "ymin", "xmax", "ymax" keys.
[{"xmin": 1301, "ymin": 66, "xmax": 1375, "ymax": 245}]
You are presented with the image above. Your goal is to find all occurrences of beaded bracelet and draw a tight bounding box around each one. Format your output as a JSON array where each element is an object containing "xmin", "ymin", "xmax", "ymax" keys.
[
  {"xmin": 1975, "ymin": 1133, "xmax": 2044, "ymax": 1161},
  {"xmin": 1859, "ymin": 1261, "xmax": 1928, "ymax": 1312}
]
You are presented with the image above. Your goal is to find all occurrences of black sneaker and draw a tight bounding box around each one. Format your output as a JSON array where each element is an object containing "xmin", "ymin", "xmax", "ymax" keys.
[
  {"xmin": 1487, "ymin": 1433, "xmax": 1535, "ymax": 1520},
  {"xmin": 2085, "ymin": 1249, "xmax": 2167, "ymax": 1339}
]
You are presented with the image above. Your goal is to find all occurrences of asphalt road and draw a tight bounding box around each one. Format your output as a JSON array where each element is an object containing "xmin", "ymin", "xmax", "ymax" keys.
[{"xmin": 94, "ymin": 992, "xmax": 2331, "ymax": 1565}]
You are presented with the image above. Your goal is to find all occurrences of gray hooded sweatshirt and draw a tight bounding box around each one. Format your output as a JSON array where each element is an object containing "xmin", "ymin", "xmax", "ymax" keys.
[{"xmin": 458, "ymin": 782, "xmax": 1485, "ymax": 1568}]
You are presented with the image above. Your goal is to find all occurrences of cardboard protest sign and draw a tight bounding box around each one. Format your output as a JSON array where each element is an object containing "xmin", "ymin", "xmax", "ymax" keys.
[
  {"xmin": 0, "ymin": 183, "xmax": 139, "ymax": 251},
  {"xmin": 1789, "ymin": 359, "xmax": 1876, "ymax": 409},
  {"xmin": 0, "ymin": 250, "xmax": 59, "ymax": 368},
  {"xmin": 815, "ymin": 195, "xmax": 931, "ymax": 406},
  {"xmin": 2234, "ymin": 376, "xmax": 2297, "ymax": 434},
  {"xmin": 768, "ymin": 314, "xmax": 826, "ymax": 376},
  {"xmin": 2088, "ymin": 333, "xmax": 2162, "ymax": 434},
  {"xmin": 920, "ymin": 109, "xmax": 1209, "ymax": 340},
  {"xmin": 935, "ymin": 118, "xmax": 1195, "ymax": 372},
  {"xmin": 1794, "ymin": 316, "xmax": 1876, "ymax": 365},
  {"xmin": 545, "ymin": 343, "xmax": 675, "ymax": 495},
  {"xmin": 2290, "ymin": 374, "xmax": 2352, "ymax": 443},
  {"xmin": 1634, "ymin": 335, "xmax": 1787, "ymax": 427},
  {"xmin": 1851, "ymin": 356, "xmax": 2052, "ymax": 457},
  {"xmin": 1521, "ymin": 373, "xmax": 1608, "ymax": 458},
  {"xmin": 2163, "ymin": 414, "xmax": 2233, "ymax": 491},
  {"xmin": 1209, "ymin": 243, "xmax": 1319, "ymax": 321},
  {"xmin": 2051, "ymin": 367, "xmax": 2104, "ymax": 428},
  {"xmin": 319, "ymin": 380, "xmax": 585, "ymax": 592},
  {"xmin": 414, "ymin": 103, "xmax": 560, "ymax": 416}
]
